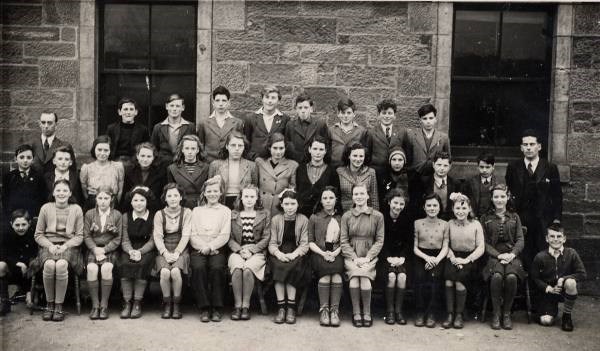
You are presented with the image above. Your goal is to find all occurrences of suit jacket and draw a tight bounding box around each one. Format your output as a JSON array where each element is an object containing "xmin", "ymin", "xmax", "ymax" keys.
[
  {"xmin": 2, "ymin": 168, "xmax": 47, "ymax": 217},
  {"xmin": 44, "ymin": 169, "xmax": 84, "ymax": 206},
  {"xmin": 505, "ymin": 158, "xmax": 562, "ymax": 224},
  {"xmin": 208, "ymin": 158, "xmax": 258, "ymax": 193},
  {"xmin": 419, "ymin": 175, "xmax": 461, "ymax": 220},
  {"xmin": 167, "ymin": 162, "xmax": 209, "ymax": 209},
  {"xmin": 150, "ymin": 119, "xmax": 196, "ymax": 163},
  {"xmin": 31, "ymin": 136, "xmax": 74, "ymax": 174},
  {"xmin": 405, "ymin": 129, "xmax": 450, "ymax": 175},
  {"xmin": 106, "ymin": 122, "xmax": 150, "ymax": 158},
  {"xmin": 228, "ymin": 209, "xmax": 271, "ymax": 254},
  {"xmin": 368, "ymin": 125, "xmax": 409, "ymax": 170},
  {"xmin": 284, "ymin": 117, "xmax": 330, "ymax": 163},
  {"xmin": 121, "ymin": 163, "xmax": 167, "ymax": 212},
  {"xmin": 244, "ymin": 111, "xmax": 289, "ymax": 160},
  {"xmin": 256, "ymin": 157, "xmax": 298, "ymax": 215},
  {"xmin": 197, "ymin": 115, "xmax": 244, "ymax": 162},
  {"xmin": 463, "ymin": 174, "xmax": 498, "ymax": 218}
]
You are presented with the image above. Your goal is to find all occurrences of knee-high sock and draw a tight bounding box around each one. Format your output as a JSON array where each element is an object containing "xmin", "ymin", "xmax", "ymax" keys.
[
  {"xmin": 361, "ymin": 288, "xmax": 372, "ymax": 315},
  {"xmin": 330, "ymin": 282, "xmax": 343, "ymax": 309},
  {"xmin": 231, "ymin": 270, "xmax": 243, "ymax": 308},
  {"xmin": 100, "ymin": 279, "xmax": 113, "ymax": 308},
  {"xmin": 385, "ymin": 287, "xmax": 395, "ymax": 313},
  {"xmin": 455, "ymin": 289, "xmax": 467, "ymax": 314},
  {"xmin": 503, "ymin": 276, "xmax": 518, "ymax": 313},
  {"xmin": 563, "ymin": 293, "xmax": 577, "ymax": 314},
  {"xmin": 349, "ymin": 287, "xmax": 361, "ymax": 315},
  {"xmin": 121, "ymin": 279, "xmax": 133, "ymax": 302},
  {"xmin": 318, "ymin": 282, "xmax": 331, "ymax": 309},
  {"xmin": 54, "ymin": 271, "xmax": 68, "ymax": 304},
  {"xmin": 428, "ymin": 281, "xmax": 440, "ymax": 314},
  {"xmin": 88, "ymin": 280, "xmax": 100, "ymax": 307},
  {"xmin": 490, "ymin": 274, "xmax": 503, "ymax": 315},
  {"xmin": 241, "ymin": 273, "xmax": 254, "ymax": 308},
  {"xmin": 395, "ymin": 288, "xmax": 405, "ymax": 313},
  {"xmin": 445, "ymin": 285, "xmax": 455, "ymax": 313},
  {"xmin": 133, "ymin": 279, "xmax": 147, "ymax": 300},
  {"xmin": 42, "ymin": 272, "xmax": 56, "ymax": 303}
]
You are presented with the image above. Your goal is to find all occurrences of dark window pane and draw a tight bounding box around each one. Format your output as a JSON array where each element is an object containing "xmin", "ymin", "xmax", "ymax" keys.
[
  {"xmin": 453, "ymin": 11, "xmax": 500, "ymax": 77},
  {"xmin": 150, "ymin": 5, "xmax": 197, "ymax": 70},
  {"xmin": 149, "ymin": 75, "xmax": 196, "ymax": 127},
  {"xmin": 99, "ymin": 74, "xmax": 151, "ymax": 133},
  {"xmin": 103, "ymin": 5, "xmax": 149, "ymax": 69}
]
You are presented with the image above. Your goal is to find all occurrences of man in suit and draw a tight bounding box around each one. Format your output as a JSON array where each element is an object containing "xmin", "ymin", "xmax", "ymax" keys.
[
  {"xmin": 369, "ymin": 99, "xmax": 409, "ymax": 175},
  {"xmin": 463, "ymin": 152, "xmax": 498, "ymax": 219},
  {"xmin": 405, "ymin": 104, "xmax": 450, "ymax": 177},
  {"xmin": 106, "ymin": 97, "xmax": 150, "ymax": 167},
  {"xmin": 285, "ymin": 94, "xmax": 330, "ymax": 164},
  {"xmin": 31, "ymin": 112, "xmax": 75, "ymax": 174},
  {"xmin": 506, "ymin": 129, "xmax": 562, "ymax": 268}
]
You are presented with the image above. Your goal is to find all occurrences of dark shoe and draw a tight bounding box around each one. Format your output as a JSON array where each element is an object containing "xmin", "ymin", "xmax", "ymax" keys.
[
  {"xmin": 200, "ymin": 309, "xmax": 210, "ymax": 322},
  {"xmin": 130, "ymin": 300, "xmax": 142, "ymax": 319},
  {"xmin": 319, "ymin": 307, "xmax": 330, "ymax": 326},
  {"xmin": 42, "ymin": 302, "xmax": 54, "ymax": 321},
  {"xmin": 231, "ymin": 307, "xmax": 241, "ymax": 321},
  {"xmin": 425, "ymin": 314, "xmax": 436, "ymax": 328},
  {"xmin": 502, "ymin": 313, "xmax": 513, "ymax": 330},
  {"xmin": 442, "ymin": 313, "xmax": 454, "ymax": 329},
  {"xmin": 396, "ymin": 312, "xmax": 407, "ymax": 325},
  {"xmin": 240, "ymin": 307, "xmax": 250, "ymax": 320},
  {"xmin": 352, "ymin": 314, "xmax": 363, "ymax": 328},
  {"xmin": 0, "ymin": 299, "xmax": 11, "ymax": 316},
  {"xmin": 472, "ymin": 311, "xmax": 481, "ymax": 322},
  {"xmin": 98, "ymin": 307, "xmax": 109, "ymax": 320},
  {"xmin": 453, "ymin": 313, "xmax": 464, "ymax": 329},
  {"xmin": 363, "ymin": 314, "xmax": 373, "ymax": 327},
  {"xmin": 171, "ymin": 297, "xmax": 182, "ymax": 319},
  {"xmin": 52, "ymin": 303, "xmax": 64, "ymax": 322},
  {"xmin": 285, "ymin": 307, "xmax": 296, "ymax": 324},
  {"xmin": 491, "ymin": 313, "xmax": 501, "ymax": 330},
  {"xmin": 274, "ymin": 307, "xmax": 286, "ymax": 324},
  {"xmin": 414, "ymin": 314, "xmax": 425, "ymax": 327},
  {"xmin": 385, "ymin": 311, "xmax": 395, "ymax": 325},
  {"xmin": 161, "ymin": 297, "xmax": 172, "ymax": 319},
  {"xmin": 120, "ymin": 301, "xmax": 131, "ymax": 319},
  {"xmin": 561, "ymin": 313, "xmax": 574, "ymax": 332},
  {"xmin": 211, "ymin": 308, "xmax": 222, "ymax": 322},
  {"xmin": 89, "ymin": 307, "xmax": 100, "ymax": 320},
  {"xmin": 329, "ymin": 306, "xmax": 340, "ymax": 327}
]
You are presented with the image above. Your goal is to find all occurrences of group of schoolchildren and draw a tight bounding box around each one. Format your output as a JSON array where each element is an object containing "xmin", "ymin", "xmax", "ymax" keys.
[{"xmin": 0, "ymin": 85, "xmax": 586, "ymax": 333}]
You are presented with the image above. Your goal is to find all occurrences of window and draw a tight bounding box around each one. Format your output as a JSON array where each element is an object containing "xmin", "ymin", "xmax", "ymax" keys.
[
  {"xmin": 450, "ymin": 4, "xmax": 555, "ymax": 160},
  {"xmin": 99, "ymin": 1, "xmax": 197, "ymax": 134}
]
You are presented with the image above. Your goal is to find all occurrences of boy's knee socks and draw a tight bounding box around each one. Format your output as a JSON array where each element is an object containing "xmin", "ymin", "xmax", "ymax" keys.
[
  {"xmin": 395, "ymin": 288, "xmax": 405, "ymax": 313},
  {"xmin": 133, "ymin": 280, "xmax": 147, "ymax": 301},
  {"xmin": 385, "ymin": 287, "xmax": 395, "ymax": 313},
  {"xmin": 563, "ymin": 293, "xmax": 577, "ymax": 314},
  {"xmin": 445, "ymin": 286, "xmax": 455, "ymax": 313},
  {"xmin": 503, "ymin": 276, "xmax": 518, "ymax": 312},
  {"xmin": 88, "ymin": 280, "xmax": 100, "ymax": 307},
  {"xmin": 100, "ymin": 279, "xmax": 113, "ymax": 308},
  {"xmin": 121, "ymin": 279, "xmax": 133, "ymax": 301},
  {"xmin": 317, "ymin": 282, "xmax": 330, "ymax": 308},
  {"xmin": 455, "ymin": 289, "xmax": 467, "ymax": 314}
]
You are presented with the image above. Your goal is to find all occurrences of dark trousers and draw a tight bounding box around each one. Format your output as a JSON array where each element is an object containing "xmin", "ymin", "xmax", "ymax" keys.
[
  {"xmin": 520, "ymin": 211, "xmax": 547, "ymax": 270},
  {"xmin": 190, "ymin": 251, "xmax": 226, "ymax": 309}
]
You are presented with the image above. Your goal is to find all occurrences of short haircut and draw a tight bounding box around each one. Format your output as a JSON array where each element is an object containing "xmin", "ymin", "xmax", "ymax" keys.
[
  {"xmin": 124, "ymin": 186, "xmax": 156, "ymax": 209},
  {"xmin": 312, "ymin": 185, "xmax": 338, "ymax": 214},
  {"xmin": 41, "ymin": 112, "xmax": 58, "ymax": 122},
  {"xmin": 261, "ymin": 85, "xmax": 281, "ymax": 100},
  {"xmin": 295, "ymin": 94, "xmax": 313, "ymax": 107},
  {"xmin": 160, "ymin": 182, "xmax": 186, "ymax": 206},
  {"xmin": 385, "ymin": 188, "xmax": 408, "ymax": 204},
  {"xmin": 90, "ymin": 135, "xmax": 113, "ymax": 159},
  {"xmin": 418, "ymin": 104, "xmax": 437, "ymax": 118},
  {"xmin": 521, "ymin": 129, "xmax": 541, "ymax": 143},
  {"xmin": 547, "ymin": 222, "xmax": 565, "ymax": 234},
  {"xmin": 198, "ymin": 176, "xmax": 225, "ymax": 206},
  {"xmin": 337, "ymin": 98, "xmax": 356, "ymax": 112},
  {"xmin": 52, "ymin": 145, "xmax": 74, "ymax": 160},
  {"xmin": 233, "ymin": 184, "xmax": 264, "ymax": 211},
  {"xmin": 377, "ymin": 99, "xmax": 397, "ymax": 113},
  {"xmin": 166, "ymin": 93, "xmax": 184, "ymax": 105},
  {"xmin": 264, "ymin": 132, "xmax": 286, "ymax": 158},
  {"xmin": 15, "ymin": 144, "xmax": 34, "ymax": 157},
  {"xmin": 304, "ymin": 135, "xmax": 331, "ymax": 164},
  {"xmin": 173, "ymin": 134, "xmax": 207, "ymax": 165},
  {"xmin": 218, "ymin": 130, "xmax": 249, "ymax": 160},
  {"xmin": 341, "ymin": 142, "xmax": 370, "ymax": 167},
  {"xmin": 477, "ymin": 152, "xmax": 495, "ymax": 166},
  {"xmin": 135, "ymin": 142, "xmax": 158, "ymax": 159},
  {"xmin": 276, "ymin": 189, "xmax": 299, "ymax": 212},
  {"xmin": 10, "ymin": 209, "xmax": 31, "ymax": 223},
  {"xmin": 52, "ymin": 178, "xmax": 71, "ymax": 191},
  {"xmin": 423, "ymin": 192, "xmax": 442, "ymax": 208},
  {"xmin": 118, "ymin": 97, "xmax": 138, "ymax": 110},
  {"xmin": 212, "ymin": 86, "xmax": 231, "ymax": 100},
  {"xmin": 432, "ymin": 151, "xmax": 451, "ymax": 164}
]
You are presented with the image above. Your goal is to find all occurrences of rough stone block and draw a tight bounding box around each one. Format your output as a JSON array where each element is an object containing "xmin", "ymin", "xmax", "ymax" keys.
[
  {"xmin": 0, "ymin": 65, "xmax": 38, "ymax": 88},
  {"xmin": 341, "ymin": 34, "xmax": 417, "ymax": 46},
  {"xmin": 247, "ymin": 84, "xmax": 295, "ymax": 97},
  {"xmin": 583, "ymin": 215, "xmax": 600, "ymax": 236},
  {"xmin": 564, "ymin": 199, "xmax": 600, "ymax": 213},
  {"xmin": 372, "ymin": 1, "xmax": 408, "ymax": 17},
  {"xmin": 299, "ymin": 1, "xmax": 374, "ymax": 18},
  {"xmin": 214, "ymin": 0, "xmax": 245, "ymax": 30},
  {"xmin": 24, "ymin": 42, "xmax": 76, "ymax": 58},
  {"xmin": 216, "ymin": 41, "xmax": 279, "ymax": 63},
  {"xmin": 43, "ymin": 0, "xmax": 80, "ymax": 25},
  {"xmin": 0, "ymin": 91, "xmax": 9, "ymax": 106},
  {"xmin": 336, "ymin": 65, "xmax": 396, "ymax": 89},
  {"xmin": 279, "ymin": 44, "xmax": 301, "ymax": 62},
  {"xmin": 587, "ymin": 183, "xmax": 600, "ymax": 201},
  {"xmin": 564, "ymin": 181, "xmax": 587, "ymax": 202},
  {"xmin": 571, "ymin": 70, "xmax": 600, "ymax": 100},
  {"xmin": 303, "ymin": 87, "xmax": 347, "ymax": 115},
  {"xmin": 265, "ymin": 17, "xmax": 336, "ymax": 44},
  {"xmin": 572, "ymin": 166, "xmax": 600, "ymax": 182},
  {"xmin": 0, "ymin": 106, "xmax": 73, "ymax": 130},
  {"xmin": 573, "ymin": 4, "xmax": 600, "ymax": 35},
  {"xmin": 61, "ymin": 27, "xmax": 76, "ymax": 42},
  {"xmin": 370, "ymin": 42, "xmax": 431, "ymax": 66},
  {"xmin": 213, "ymin": 63, "xmax": 248, "ymax": 93},
  {"xmin": 230, "ymin": 93, "xmax": 260, "ymax": 111},
  {"xmin": 0, "ymin": 41, "xmax": 24, "ymax": 63},
  {"xmin": 347, "ymin": 88, "xmax": 381, "ymax": 112},
  {"xmin": 408, "ymin": 2, "xmax": 437, "ymax": 33},
  {"xmin": 40, "ymin": 60, "xmax": 78, "ymax": 88},
  {"xmin": 397, "ymin": 68, "xmax": 434, "ymax": 97},
  {"xmin": 2, "ymin": 26, "xmax": 60, "ymax": 41},
  {"xmin": 396, "ymin": 97, "xmax": 431, "ymax": 129},
  {"xmin": 247, "ymin": 1, "xmax": 300, "ymax": 17},
  {"xmin": 300, "ymin": 45, "xmax": 368, "ymax": 65},
  {"xmin": 0, "ymin": 129, "xmax": 38, "ymax": 154},
  {"xmin": 10, "ymin": 90, "xmax": 74, "ymax": 107},
  {"xmin": 562, "ymin": 213, "xmax": 585, "ymax": 237},
  {"xmin": 572, "ymin": 37, "xmax": 600, "ymax": 69},
  {"xmin": 249, "ymin": 63, "xmax": 300, "ymax": 85},
  {"xmin": 215, "ymin": 30, "xmax": 265, "ymax": 43},
  {"xmin": 2, "ymin": 4, "xmax": 43, "ymax": 25},
  {"xmin": 338, "ymin": 16, "xmax": 408, "ymax": 36}
]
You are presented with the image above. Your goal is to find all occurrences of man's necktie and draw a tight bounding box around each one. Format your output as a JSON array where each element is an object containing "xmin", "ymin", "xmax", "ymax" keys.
[{"xmin": 527, "ymin": 163, "xmax": 534, "ymax": 176}]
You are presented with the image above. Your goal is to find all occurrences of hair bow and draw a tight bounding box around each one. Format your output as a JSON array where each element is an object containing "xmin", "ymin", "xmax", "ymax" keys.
[{"xmin": 278, "ymin": 188, "xmax": 296, "ymax": 199}]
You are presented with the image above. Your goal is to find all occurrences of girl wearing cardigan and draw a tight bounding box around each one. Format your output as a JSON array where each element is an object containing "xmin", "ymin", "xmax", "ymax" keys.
[
  {"xmin": 33, "ymin": 179, "xmax": 84, "ymax": 321},
  {"xmin": 83, "ymin": 187, "xmax": 123, "ymax": 320},
  {"xmin": 153, "ymin": 183, "xmax": 192, "ymax": 319},
  {"xmin": 228, "ymin": 185, "xmax": 270, "ymax": 321},
  {"xmin": 167, "ymin": 135, "xmax": 209, "ymax": 209},
  {"xmin": 189, "ymin": 176, "xmax": 232, "ymax": 322},
  {"xmin": 336, "ymin": 142, "xmax": 379, "ymax": 212},
  {"xmin": 269, "ymin": 189, "xmax": 309, "ymax": 324}
]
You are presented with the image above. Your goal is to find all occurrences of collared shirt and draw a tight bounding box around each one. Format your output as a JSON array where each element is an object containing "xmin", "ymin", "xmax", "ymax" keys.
[
  {"xmin": 255, "ymin": 107, "xmax": 283, "ymax": 133},
  {"xmin": 54, "ymin": 170, "xmax": 69, "ymax": 181},
  {"xmin": 160, "ymin": 117, "xmax": 191, "ymax": 153},
  {"xmin": 98, "ymin": 209, "xmax": 110, "ymax": 232},
  {"xmin": 209, "ymin": 111, "xmax": 234, "ymax": 129},
  {"xmin": 381, "ymin": 124, "xmax": 392, "ymax": 137},
  {"xmin": 42, "ymin": 134, "xmax": 56, "ymax": 148},
  {"xmin": 132, "ymin": 210, "xmax": 149, "ymax": 221},
  {"xmin": 351, "ymin": 206, "xmax": 373, "ymax": 216},
  {"xmin": 434, "ymin": 175, "xmax": 448, "ymax": 189},
  {"xmin": 335, "ymin": 122, "xmax": 359, "ymax": 134},
  {"xmin": 481, "ymin": 176, "xmax": 492, "ymax": 185},
  {"xmin": 307, "ymin": 162, "xmax": 326, "ymax": 184},
  {"xmin": 19, "ymin": 169, "xmax": 29, "ymax": 178},
  {"xmin": 524, "ymin": 156, "xmax": 540, "ymax": 174},
  {"xmin": 549, "ymin": 246, "xmax": 564, "ymax": 258}
]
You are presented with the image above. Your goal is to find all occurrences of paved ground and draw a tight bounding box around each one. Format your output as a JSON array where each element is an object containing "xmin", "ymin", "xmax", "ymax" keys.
[{"xmin": 2, "ymin": 295, "xmax": 600, "ymax": 351}]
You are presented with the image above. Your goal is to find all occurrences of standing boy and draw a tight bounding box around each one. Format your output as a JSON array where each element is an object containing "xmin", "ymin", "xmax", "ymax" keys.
[
  {"xmin": 285, "ymin": 94, "xmax": 330, "ymax": 164},
  {"xmin": 369, "ymin": 99, "xmax": 408, "ymax": 175},
  {"xmin": 31, "ymin": 112, "xmax": 75, "ymax": 174},
  {"xmin": 151, "ymin": 94, "xmax": 196, "ymax": 166},
  {"xmin": 328, "ymin": 98, "xmax": 369, "ymax": 168},
  {"xmin": 463, "ymin": 152, "xmax": 497, "ymax": 219},
  {"xmin": 531, "ymin": 224, "xmax": 586, "ymax": 331},
  {"xmin": 106, "ymin": 97, "xmax": 150, "ymax": 167},
  {"xmin": 244, "ymin": 85, "xmax": 289, "ymax": 160},
  {"xmin": 405, "ymin": 104, "xmax": 450, "ymax": 177},
  {"xmin": 418, "ymin": 151, "xmax": 460, "ymax": 220},
  {"xmin": 197, "ymin": 86, "xmax": 244, "ymax": 162}
]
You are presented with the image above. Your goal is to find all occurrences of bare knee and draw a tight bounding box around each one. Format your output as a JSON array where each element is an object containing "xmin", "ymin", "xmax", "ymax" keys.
[
  {"xmin": 43, "ymin": 260, "xmax": 56, "ymax": 273},
  {"xmin": 540, "ymin": 315, "xmax": 555, "ymax": 326},
  {"xmin": 445, "ymin": 280, "xmax": 454, "ymax": 288},
  {"xmin": 563, "ymin": 279, "xmax": 577, "ymax": 294},
  {"xmin": 319, "ymin": 275, "xmax": 332, "ymax": 284},
  {"xmin": 387, "ymin": 273, "xmax": 397, "ymax": 287},
  {"xmin": 397, "ymin": 273, "xmax": 407, "ymax": 288},
  {"xmin": 331, "ymin": 274, "xmax": 343, "ymax": 284},
  {"xmin": 159, "ymin": 269, "xmax": 171, "ymax": 281},
  {"xmin": 171, "ymin": 268, "xmax": 181, "ymax": 280},
  {"xmin": 87, "ymin": 263, "xmax": 99, "ymax": 280},
  {"xmin": 100, "ymin": 263, "xmax": 113, "ymax": 279},
  {"xmin": 0, "ymin": 262, "xmax": 8, "ymax": 276},
  {"xmin": 360, "ymin": 277, "xmax": 371, "ymax": 289},
  {"xmin": 455, "ymin": 282, "xmax": 466, "ymax": 292},
  {"xmin": 55, "ymin": 259, "xmax": 68, "ymax": 273},
  {"xmin": 349, "ymin": 277, "xmax": 360, "ymax": 288}
]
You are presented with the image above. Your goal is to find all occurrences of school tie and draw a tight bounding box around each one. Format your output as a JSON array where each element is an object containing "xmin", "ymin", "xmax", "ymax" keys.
[
  {"xmin": 43, "ymin": 138, "xmax": 50, "ymax": 158},
  {"xmin": 385, "ymin": 127, "xmax": 391, "ymax": 142},
  {"xmin": 527, "ymin": 163, "xmax": 534, "ymax": 176},
  {"xmin": 483, "ymin": 178, "xmax": 490, "ymax": 186},
  {"xmin": 441, "ymin": 179, "xmax": 446, "ymax": 189}
]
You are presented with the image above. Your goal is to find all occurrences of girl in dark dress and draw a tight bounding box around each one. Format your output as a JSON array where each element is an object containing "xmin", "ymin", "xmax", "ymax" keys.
[
  {"xmin": 480, "ymin": 184, "xmax": 526, "ymax": 330},
  {"xmin": 167, "ymin": 135, "xmax": 209, "ymax": 209},
  {"xmin": 382, "ymin": 188, "xmax": 413, "ymax": 325},
  {"xmin": 268, "ymin": 190, "xmax": 309, "ymax": 324},
  {"xmin": 377, "ymin": 146, "xmax": 409, "ymax": 212},
  {"xmin": 121, "ymin": 142, "xmax": 166, "ymax": 213},
  {"xmin": 308, "ymin": 186, "xmax": 344, "ymax": 327},
  {"xmin": 118, "ymin": 186, "xmax": 156, "ymax": 319}
]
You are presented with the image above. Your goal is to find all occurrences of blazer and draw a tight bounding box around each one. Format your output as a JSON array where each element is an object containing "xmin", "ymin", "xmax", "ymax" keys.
[
  {"xmin": 44, "ymin": 169, "xmax": 84, "ymax": 206},
  {"xmin": 31, "ymin": 136, "xmax": 74, "ymax": 174},
  {"xmin": 268, "ymin": 213, "xmax": 309, "ymax": 257},
  {"xmin": 208, "ymin": 158, "xmax": 258, "ymax": 193},
  {"xmin": 121, "ymin": 163, "xmax": 167, "ymax": 212},
  {"xmin": 150, "ymin": 119, "xmax": 197, "ymax": 162},
  {"xmin": 463, "ymin": 174, "xmax": 498, "ymax": 218},
  {"xmin": 228, "ymin": 209, "xmax": 271, "ymax": 254},
  {"xmin": 405, "ymin": 128, "xmax": 450, "ymax": 175},
  {"xmin": 167, "ymin": 162, "xmax": 209, "ymax": 208},
  {"xmin": 368, "ymin": 125, "xmax": 409, "ymax": 170},
  {"xmin": 328, "ymin": 123, "xmax": 369, "ymax": 168},
  {"xmin": 296, "ymin": 163, "xmax": 341, "ymax": 217},
  {"xmin": 244, "ymin": 111, "xmax": 289, "ymax": 160},
  {"xmin": 197, "ymin": 115, "xmax": 244, "ymax": 162},
  {"xmin": 418, "ymin": 175, "xmax": 462, "ymax": 220},
  {"xmin": 83, "ymin": 208, "xmax": 123, "ymax": 253},
  {"xmin": 505, "ymin": 158, "xmax": 562, "ymax": 224},
  {"xmin": 2, "ymin": 168, "xmax": 47, "ymax": 217},
  {"xmin": 284, "ymin": 117, "xmax": 330, "ymax": 163},
  {"xmin": 106, "ymin": 121, "xmax": 150, "ymax": 158},
  {"xmin": 256, "ymin": 157, "xmax": 298, "ymax": 215},
  {"xmin": 337, "ymin": 166, "xmax": 379, "ymax": 212}
]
